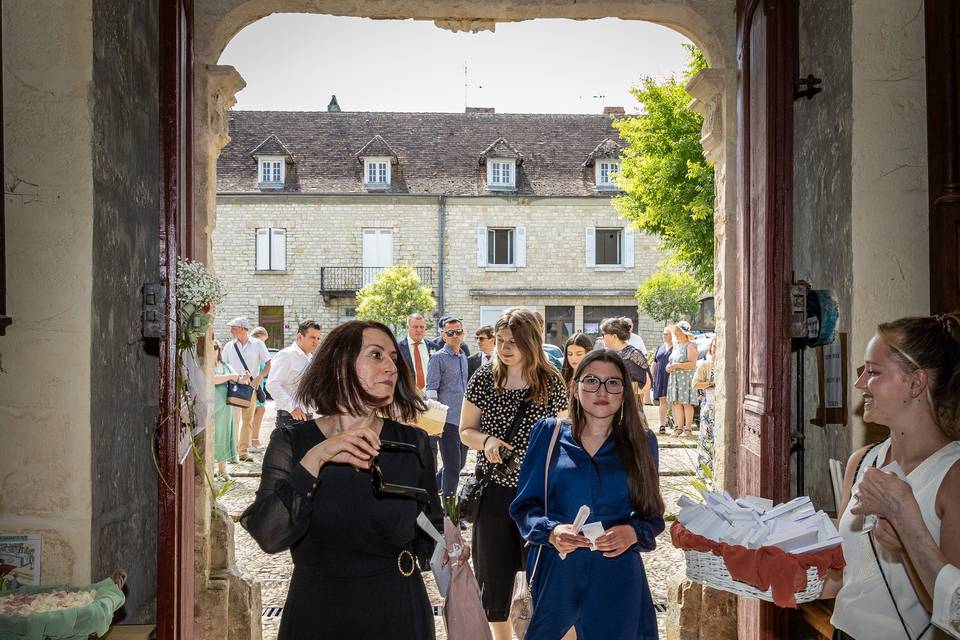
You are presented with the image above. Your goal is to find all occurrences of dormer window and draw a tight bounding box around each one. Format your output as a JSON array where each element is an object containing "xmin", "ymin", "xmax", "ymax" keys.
[
  {"xmin": 258, "ymin": 156, "xmax": 285, "ymax": 186},
  {"xmin": 363, "ymin": 157, "xmax": 391, "ymax": 189},
  {"xmin": 596, "ymin": 161, "xmax": 619, "ymax": 190},
  {"xmin": 487, "ymin": 159, "xmax": 516, "ymax": 189}
]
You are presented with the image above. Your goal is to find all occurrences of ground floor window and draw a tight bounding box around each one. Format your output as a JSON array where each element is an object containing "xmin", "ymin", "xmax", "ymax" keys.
[
  {"xmin": 583, "ymin": 305, "xmax": 638, "ymax": 341},
  {"xmin": 544, "ymin": 305, "xmax": 574, "ymax": 347},
  {"xmin": 258, "ymin": 305, "xmax": 284, "ymax": 349}
]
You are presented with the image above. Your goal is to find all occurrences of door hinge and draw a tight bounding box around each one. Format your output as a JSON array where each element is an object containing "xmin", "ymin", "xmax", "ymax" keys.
[{"xmin": 142, "ymin": 282, "xmax": 166, "ymax": 339}]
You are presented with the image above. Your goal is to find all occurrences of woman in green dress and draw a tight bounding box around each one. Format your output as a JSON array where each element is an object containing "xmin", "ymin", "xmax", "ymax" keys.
[{"xmin": 213, "ymin": 340, "xmax": 248, "ymax": 479}]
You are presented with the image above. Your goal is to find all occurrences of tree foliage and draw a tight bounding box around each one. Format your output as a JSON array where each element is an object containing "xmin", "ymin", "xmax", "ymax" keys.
[
  {"xmin": 635, "ymin": 268, "xmax": 701, "ymax": 324},
  {"xmin": 355, "ymin": 265, "xmax": 436, "ymax": 334},
  {"xmin": 613, "ymin": 45, "xmax": 714, "ymax": 290}
]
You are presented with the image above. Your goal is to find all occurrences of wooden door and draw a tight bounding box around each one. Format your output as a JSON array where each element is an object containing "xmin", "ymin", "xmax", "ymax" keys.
[
  {"xmin": 736, "ymin": 1, "xmax": 794, "ymax": 638},
  {"xmin": 158, "ymin": 0, "xmax": 194, "ymax": 638}
]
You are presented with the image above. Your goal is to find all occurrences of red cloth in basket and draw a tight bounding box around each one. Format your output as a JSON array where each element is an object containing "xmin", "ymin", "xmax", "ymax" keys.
[{"xmin": 670, "ymin": 521, "xmax": 845, "ymax": 608}]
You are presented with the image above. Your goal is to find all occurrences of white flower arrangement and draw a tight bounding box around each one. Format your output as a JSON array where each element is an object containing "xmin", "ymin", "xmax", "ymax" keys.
[{"xmin": 176, "ymin": 259, "xmax": 224, "ymax": 349}]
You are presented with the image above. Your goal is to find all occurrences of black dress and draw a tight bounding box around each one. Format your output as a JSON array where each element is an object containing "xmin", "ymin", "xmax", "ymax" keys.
[{"xmin": 240, "ymin": 418, "xmax": 443, "ymax": 639}]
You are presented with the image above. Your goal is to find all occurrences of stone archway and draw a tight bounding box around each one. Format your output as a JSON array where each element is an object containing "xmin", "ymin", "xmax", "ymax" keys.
[{"xmin": 190, "ymin": 2, "xmax": 741, "ymax": 637}]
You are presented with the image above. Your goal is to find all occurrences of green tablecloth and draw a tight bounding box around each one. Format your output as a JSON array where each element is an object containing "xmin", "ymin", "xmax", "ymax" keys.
[{"xmin": 0, "ymin": 577, "xmax": 125, "ymax": 639}]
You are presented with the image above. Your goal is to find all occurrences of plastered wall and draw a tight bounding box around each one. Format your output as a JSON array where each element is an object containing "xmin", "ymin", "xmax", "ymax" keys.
[{"xmin": 0, "ymin": 0, "xmax": 95, "ymax": 584}]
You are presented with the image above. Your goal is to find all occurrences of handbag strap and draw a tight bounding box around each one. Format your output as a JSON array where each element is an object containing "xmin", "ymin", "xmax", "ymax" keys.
[
  {"xmin": 234, "ymin": 342, "xmax": 252, "ymax": 374},
  {"xmin": 528, "ymin": 418, "xmax": 563, "ymax": 585}
]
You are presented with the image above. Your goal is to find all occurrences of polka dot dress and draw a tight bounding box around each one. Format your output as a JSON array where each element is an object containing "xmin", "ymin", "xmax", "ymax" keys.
[{"xmin": 464, "ymin": 364, "xmax": 568, "ymax": 487}]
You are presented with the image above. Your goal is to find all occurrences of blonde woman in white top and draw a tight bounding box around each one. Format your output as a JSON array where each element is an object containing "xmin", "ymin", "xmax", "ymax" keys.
[{"xmin": 819, "ymin": 313, "xmax": 960, "ymax": 640}]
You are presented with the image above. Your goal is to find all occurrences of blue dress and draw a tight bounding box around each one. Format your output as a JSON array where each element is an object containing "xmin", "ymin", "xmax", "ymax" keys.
[
  {"xmin": 510, "ymin": 419, "xmax": 664, "ymax": 640},
  {"xmin": 652, "ymin": 343, "xmax": 672, "ymax": 400}
]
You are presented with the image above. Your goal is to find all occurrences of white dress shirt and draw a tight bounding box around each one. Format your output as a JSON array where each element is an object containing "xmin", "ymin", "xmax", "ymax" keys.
[
  {"xmin": 407, "ymin": 338, "xmax": 431, "ymax": 389},
  {"xmin": 223, "ymin": 336, "xmax": 271, "ymax": 377},
  {"xmin": 934, "ymin": 564, "xmax": 960, "ymax": 638},
  {"xmin": 265, "ymin": 342, "xmax": 312, "ymax": 413},
  {"xmin": 628, "ymin": 332, "xmax": 648, "ymax": 356}
]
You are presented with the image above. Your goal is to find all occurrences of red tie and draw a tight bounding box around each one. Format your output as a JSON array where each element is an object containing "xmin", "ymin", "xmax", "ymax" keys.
[{"xmin": 413, "ymin": 342, "xmax": 425, "ymax": 389}]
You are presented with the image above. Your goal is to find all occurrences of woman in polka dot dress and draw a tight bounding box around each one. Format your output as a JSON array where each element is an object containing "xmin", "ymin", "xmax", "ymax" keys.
[{"xmin": 460, "ymin": 307, "xmax": 568, "ymax": 640}]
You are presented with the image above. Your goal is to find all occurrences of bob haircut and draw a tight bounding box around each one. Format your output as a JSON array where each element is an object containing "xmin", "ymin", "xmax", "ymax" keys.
[
  {"xmin": 569, "ymin": 349, "xmax": 664, "ymax": 518},
  {"xmin": 295, "ymin": 320, "xmax": 426, "ymax": 423}
]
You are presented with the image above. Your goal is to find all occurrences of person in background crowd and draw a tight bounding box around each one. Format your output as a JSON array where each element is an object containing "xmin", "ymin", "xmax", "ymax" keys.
[
  {"xmin": 223, "ymin": 317, "xmax": 272, "ymax": 461},
  {"xmin": 468, "ymin": 325, "xmax": 495, "ymax": 382},
  {"xmin": 267, "ymin": 320, "xmax": 322, "ymax": 429},
  {"xmin": 651, "ymin": 327, "xmax": 673, "ymax": 435},
  {"xmin": 430, "ymin": 315, "xmax": 471, "ymax": 356},
  {"xmin": 249, "ymin": 326, "xmax": 271, "ymax": 452},
  {"xmin": 533, "ymin": 310, "xmax": 564, "ymax": 369},
  {"xmin": 851, "ymin": 467, "xmax": 960, "ymax": 638},
  {"xmin": 600, "ymin": 317, "xmax": 651, "ymax": 406},
  {"xmin": 560, "ymin": 333, "xmax": 595, "ymax": 386},
  {"xmin": 212, "ymin": 339, "xmax": 246, "ymax": 480},
  {"xmin": 425, "ymin": 317, "xmax": 470, "ymax": 500},
  {"xmin": 819, "ymin": 313, "xmax": 960, "ymax": 640},
  {"xmin": 511, "ymin": 348, "xmax": 664, "ymax": 640},
  {"xmin": 240, "ymin": 320, "xmax": 443, "ymax": 639},
  {"xmin": 460, "ymin": 307, "xmax": 568, "ymax": 640},
  {"xmin": 622, "ymin": 316, "xmax": 649, "ymax": 357},
  {"xmin": 398, "ymin": 313, "xmax": 437, "ymax": 393},
  {"xmin": 692, "ymin": 337, "xmax": 716, "ymax": 473},
  {"xmin": 665, "ymin": 321, "xmax": 698, "ymax": 438}
]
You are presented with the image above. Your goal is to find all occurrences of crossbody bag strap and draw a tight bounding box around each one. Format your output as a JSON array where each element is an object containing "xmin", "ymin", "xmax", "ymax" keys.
[
  {"xmin": 858, "ymin": 442, "xmax": 932, "ymax": 640},
  {"xmin": 504, "ymin": 399, "xmax": 531, "ymax": 446},
  {"xmin": 233, "ymin": 342, "xmax": 252, "ymax": 374},
  {"xmin": 528, "ymin": 419, "xmax": 563, "ymax": 585}
]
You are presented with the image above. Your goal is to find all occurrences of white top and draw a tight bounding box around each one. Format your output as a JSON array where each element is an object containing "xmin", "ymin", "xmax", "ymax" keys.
[
  {"xmin": 265, "ymin": 342, "xmax": 312, "ymax": 413},
  {"xmin": 832, "ymin": 439, "xmax": 960, "ymax": 640},
  {"xmin": 934, "ymin": 564, "xmax": 960, "ymax": 638},
  {"xmin": 628, "ymin": 332, "xmax": 648, "ymax": 356},
  {"xmin": 223, "ymin": 336, "xmax": 271, "ymax": 377},
  {"xmin": 406, "ymin": 337, "xmax": 431, "ymax": 390}
]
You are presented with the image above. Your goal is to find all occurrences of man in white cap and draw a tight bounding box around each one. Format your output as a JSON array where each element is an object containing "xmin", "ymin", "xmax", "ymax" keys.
[{"xmin": 223, "ymin": 316, "xmax": 272, "ymax": 460}]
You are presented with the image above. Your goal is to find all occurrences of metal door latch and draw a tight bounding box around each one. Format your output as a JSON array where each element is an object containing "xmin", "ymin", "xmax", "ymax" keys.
[{"xmin": 142, "ymin": 283, "xmax": 166, "ymax": 339}]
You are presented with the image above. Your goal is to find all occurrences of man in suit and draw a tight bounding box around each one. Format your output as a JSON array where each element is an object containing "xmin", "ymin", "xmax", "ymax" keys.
[
  {"xmin": 397, "ymin": 312, "xmax": 436, "ymax": 392},
  {"xmin": 468, "ymin": 324, "xmax": 495, "ymax": 382}
]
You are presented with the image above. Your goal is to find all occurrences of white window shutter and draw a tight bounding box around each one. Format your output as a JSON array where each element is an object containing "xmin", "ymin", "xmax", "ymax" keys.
[
  {"xmin": 585, "ymin": 227, "xmax": 596, "ymax": 267},
  {"xmin": 256, "ymin": 228, "xmax": 270, "ymax": 270},
  {"xmin": 271, "ymin": 228, "xmax": 287, "ymax": 270},
  {"xmin": 515, "ymin": 227, "xmax": 527, "ymax": 267},
  {"xmin": 477, "ymin": 226, "xmax": 488, "ymax": 267},
  {"xmin": 624, "ymin": 228, "xmax": 635, "ymax": 267}
]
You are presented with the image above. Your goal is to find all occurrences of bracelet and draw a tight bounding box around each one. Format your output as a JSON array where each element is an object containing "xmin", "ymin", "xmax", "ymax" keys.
[{"xmin": 482, "ymin": 434, "xmax": 495, "ymax": 450}]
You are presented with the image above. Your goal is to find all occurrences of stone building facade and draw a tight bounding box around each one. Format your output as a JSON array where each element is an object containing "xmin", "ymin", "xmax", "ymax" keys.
[{"xmin": 213, "ymin": 108, "xmax": 670, "ymax": 349}]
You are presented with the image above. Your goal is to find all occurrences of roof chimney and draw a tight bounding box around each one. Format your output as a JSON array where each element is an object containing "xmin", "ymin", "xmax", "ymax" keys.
[
  {"xmin": 603, "ymin": 106, "xmax": 625, "ymax": 116},
  {"xmin": 465, "ymin": 107, "xmax": 495, "ymax": 114},
  {"xmin": 327, "ymin": 95, "xmax": 341, "ymax": 112}
]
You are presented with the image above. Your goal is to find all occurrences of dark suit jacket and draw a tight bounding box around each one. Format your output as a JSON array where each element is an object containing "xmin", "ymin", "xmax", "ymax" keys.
[
  {"xmin": 398, "ymin": 336, "xmax": 438, "ymax": 373},
  {"xmin": 467, "ymin": 352, "xmax": 485, "ymax": 382}
]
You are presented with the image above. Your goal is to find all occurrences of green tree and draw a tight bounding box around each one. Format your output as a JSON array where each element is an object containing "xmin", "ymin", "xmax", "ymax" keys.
[
  {"xmin": 355, "ymin": 265, "xmax": 437, "ymax": 334},
  {"xmin": 635, "ymin": 268, "xmax": 702, "ymax": 324},
  {"xmin": 613, "ymin": 45, "xmax": 714, "ymax": 290}
]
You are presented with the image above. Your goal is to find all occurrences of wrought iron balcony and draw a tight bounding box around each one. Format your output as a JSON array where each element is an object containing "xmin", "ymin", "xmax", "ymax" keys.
[{"xmin": 319, "ymin": 266, "xmax": 434, "ymax": 298}]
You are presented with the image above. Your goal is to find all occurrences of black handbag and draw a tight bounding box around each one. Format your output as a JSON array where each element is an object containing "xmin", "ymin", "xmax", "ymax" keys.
[{"xmin": 457, "ymin": 400, "xmax": 530, "ymax": 523}]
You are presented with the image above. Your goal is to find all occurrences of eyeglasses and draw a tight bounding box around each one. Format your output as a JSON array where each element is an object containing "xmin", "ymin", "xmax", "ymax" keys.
[
  {"xmin": 476, "ymin": 335, "xmax": 492, "ymax": 341},
  {"xmin": 576, "ymin": 375, "xmax": 625, "ymax": 394},
  {"xmin": 443, "ymin": 329, "xmax": 464, "ymax": 337},
  {"xmin": 369, "ymin": 440, "xmax": 430, "ymax": 502}
]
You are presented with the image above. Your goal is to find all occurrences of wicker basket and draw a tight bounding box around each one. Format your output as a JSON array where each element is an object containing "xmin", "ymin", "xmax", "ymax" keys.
[{"xmin": 683, "ymin": 548, "xmax": 824, "ymax": 604}]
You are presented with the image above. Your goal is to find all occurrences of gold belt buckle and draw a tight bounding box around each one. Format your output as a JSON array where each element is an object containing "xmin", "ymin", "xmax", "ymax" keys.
[{"xmin": 397, "ymin": 549, "xmax": 415, "ymax": 577}]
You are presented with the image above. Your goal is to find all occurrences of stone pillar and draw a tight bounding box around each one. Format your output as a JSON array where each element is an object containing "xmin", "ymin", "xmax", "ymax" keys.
[
  {"xmin": 193, "ymin": 63, "xmax": 254, "ymax": 640},
  {"xmin": 686, "ymin": 67, "xmax": 738, "ymax": 493}
]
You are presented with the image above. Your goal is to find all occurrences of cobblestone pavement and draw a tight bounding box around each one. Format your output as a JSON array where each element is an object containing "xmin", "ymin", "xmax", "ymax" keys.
[{"xmin": 219, "ymin": 402, "xmax": 695, "ymax": 639}]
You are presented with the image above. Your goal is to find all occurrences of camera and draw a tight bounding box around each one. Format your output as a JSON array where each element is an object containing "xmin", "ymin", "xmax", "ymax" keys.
[{"xmin": 491, "ymin": 447, "xmax": 520, "ymax": 481}]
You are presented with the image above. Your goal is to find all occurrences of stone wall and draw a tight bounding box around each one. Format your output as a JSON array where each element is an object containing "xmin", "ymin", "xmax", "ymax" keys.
[
  {"xmin": 212, "ymin": 194, "xmax": 669, "ymax": 349},
  {"xmin": 0, "ymin": 0, "xmax": 95, "ymax": 585}
]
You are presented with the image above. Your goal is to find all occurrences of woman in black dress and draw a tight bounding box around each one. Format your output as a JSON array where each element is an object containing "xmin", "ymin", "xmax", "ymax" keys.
[
  {"xmin": 240, "ymin": 320, "xmax": 443, "ymax": 639},
  {"xmin": 459, "ymin": 307, "xmax": 568, "ymax": 640}
]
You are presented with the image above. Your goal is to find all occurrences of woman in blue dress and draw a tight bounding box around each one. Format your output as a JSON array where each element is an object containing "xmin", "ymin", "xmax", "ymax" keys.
[
  {"xmin": 510, "ymin": 348, "xmax": 665, "ymax": 640},
  {"xmin": 651, "ymin": 327, "xmax": 673, "ymax": 434}
]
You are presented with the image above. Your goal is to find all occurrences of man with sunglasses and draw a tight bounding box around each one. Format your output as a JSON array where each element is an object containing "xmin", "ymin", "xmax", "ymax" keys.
[{"xmin": 425, "ymin": 317, "xmax": 471, "ymax": 500}]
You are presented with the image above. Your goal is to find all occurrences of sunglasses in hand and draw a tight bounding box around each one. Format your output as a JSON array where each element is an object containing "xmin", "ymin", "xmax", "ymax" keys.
[{"xmin": 370, "ymin": 440, "xmax": 431, "ymax": 502}]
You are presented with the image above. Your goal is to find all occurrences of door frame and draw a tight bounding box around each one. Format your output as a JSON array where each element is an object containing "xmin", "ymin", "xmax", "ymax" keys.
[{"xmin": 158, "ymin": 0, "xmax": 194, "ymax": 637}]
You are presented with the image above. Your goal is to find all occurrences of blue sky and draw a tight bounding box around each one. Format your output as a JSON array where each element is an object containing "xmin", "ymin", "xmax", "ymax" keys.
[{"xmin": 219, "ymin": 14, "xmax": 693, "ymax": 114}]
